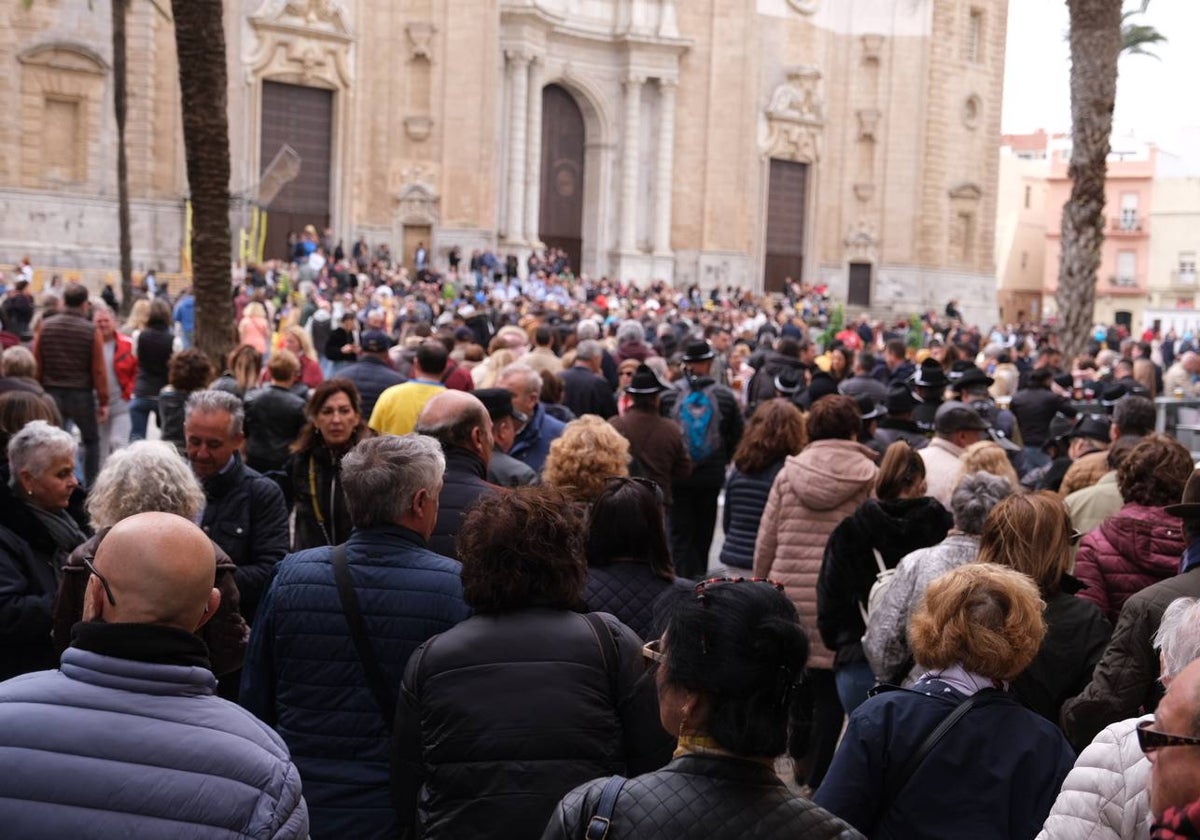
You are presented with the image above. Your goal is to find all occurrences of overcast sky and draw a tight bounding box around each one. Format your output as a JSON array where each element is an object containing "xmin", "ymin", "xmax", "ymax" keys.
[{"xmin": 1001, "ymin": 0, "xmax": 1200, "ymax": 153}]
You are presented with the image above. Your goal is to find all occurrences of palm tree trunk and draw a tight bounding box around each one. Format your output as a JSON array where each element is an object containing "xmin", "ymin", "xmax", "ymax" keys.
[
  {"xmin": 1057, "ymin": 0, "xmax": 1123, "ymax": 359},
  {"xmin": 112, "ymin": 0, "xmax": 133, "ymax": 317},
  {"xmin": 171, "ymin": 0, "xmax": 234, "ymax": 365}
]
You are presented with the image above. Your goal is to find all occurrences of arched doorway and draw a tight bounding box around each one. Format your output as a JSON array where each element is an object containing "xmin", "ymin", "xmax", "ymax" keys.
[{"xmin": 539, "ymin": 84, "xmax": 585, "ymax": 273}]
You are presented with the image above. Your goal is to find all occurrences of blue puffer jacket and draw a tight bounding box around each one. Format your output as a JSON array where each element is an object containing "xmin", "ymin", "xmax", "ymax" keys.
[
  {"xmin": 240, "ymin": 525, "xmax": 471, "ymax": 840},
  {"xmin": 0, "ymin": 636, "xmax": 308, "ymax": 839},
  {"xmin": 721, "ymin": 460, "xmax": 786, "ymax": 568}
]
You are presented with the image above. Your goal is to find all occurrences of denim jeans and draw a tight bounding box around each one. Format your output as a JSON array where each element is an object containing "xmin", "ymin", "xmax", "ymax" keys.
[
  {"xmin": 129, "ymin": 395, "xmax": 159, "ymax": 442},
  {"xmin": 47, "ymin": 387, "xmax": 100, "ymax": 487},
  {"xmin": 834, "ymin": 660, "xmax": 877, "ymax": 715}
]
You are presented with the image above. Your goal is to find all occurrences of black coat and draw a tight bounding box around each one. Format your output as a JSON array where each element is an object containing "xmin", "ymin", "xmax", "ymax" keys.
[
  {"xmin": 560, "ymin": 365, "xmax": 618, "ymax": 419},
  {"xmin": 288, "ymin": 435, "xmax": 365, "ymax": 550},
  {"xmin": 584, "ymin": 562, "xmax": 687, "ymax": 641},
  {"xmin": 243, "ymin": 385, "xmax": 307, "ymax": 473},
  {"xmin": 817, "ymin": 497, "xmax": 952, "ymax": 665},
  {"xmin": 746, "ymin": 352, "xmax": 806, "ymax": 409},
  {"xmin": 393, "ymin": 608, "xmax": 674, "ymax": 839},
  {"xmin": 133, "ymin": 325, "xmax": 174, "ymax": 397},
  {"xmin": 543, "ymin": 755, "xmax": 862, "ymax": 840},
  {"xmin": 199, "ymin": 453, "xmax": 289, "ymax": 624},
  {"xmin": 874, "ymin": 418, "xmax": 929, "ymax": 450},
  {"xmin": 429, "ymin": 447, "xmax": 496, "ymax": 560},
  {"xmin": 1010, "ymin": 385, "xmax": 1076, "ymax": 447}
]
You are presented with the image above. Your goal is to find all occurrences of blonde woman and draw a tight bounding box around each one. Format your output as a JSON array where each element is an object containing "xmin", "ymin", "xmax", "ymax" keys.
[
  {"xmin": 122, "ymin": 298, "xmax": 151, "ymax": 339},
  {"xmin": 957, "ymin": 440, "xmax": 1020, "ymax": 490},
  {"xmin": 238, "ymin": 301, "xmax": 271, "ymax": 356},
  {"xmin": 543, "ymin": 415, "xmax": 630, "ymax": 505},
  {"xmin": 281, "ymin": 324, "xmax": 324, "ymax": 390}
]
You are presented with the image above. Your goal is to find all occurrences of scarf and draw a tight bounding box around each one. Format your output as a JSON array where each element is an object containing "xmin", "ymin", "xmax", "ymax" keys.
[
  {"xmin": 673, "ymin": 733, "xmax": 776, "ymax": 769},
  {"xmin": 24, "ymin": 496, "xmax": 88, "ymax": 554},
  {"xmin": 918, "ymin": 663, "xmax": 1006, "ymax": 695},
  {"xmin": 1153, "ymin": 800, "xmax": 1200, "ymax": 839}
]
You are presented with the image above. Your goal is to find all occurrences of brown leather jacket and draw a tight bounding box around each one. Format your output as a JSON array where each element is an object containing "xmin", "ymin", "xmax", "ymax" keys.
[{"xmin": 52, "ymin": 529, "xmax": 249, "ymax": 676}]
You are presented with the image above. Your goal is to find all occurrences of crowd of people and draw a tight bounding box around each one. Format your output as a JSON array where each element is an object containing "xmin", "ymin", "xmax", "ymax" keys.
[{"xmin": 4, "ymin": 249, "xmax": 1200, "ymax": 839}]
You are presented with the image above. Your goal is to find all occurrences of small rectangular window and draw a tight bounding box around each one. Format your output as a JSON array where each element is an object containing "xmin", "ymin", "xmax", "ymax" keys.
[
  {"xmin": 1023, "ymin": 185, "xmax": 1031, "ymax": 209},
  {"xmin": 965, "ymin": 9, "xmax": 984, "ymax": 63},
  {"xmin": 42, "ymin": 97, "xmax": 82, "ymax": 183},
  {"xmin": 1116, "ymin": 250, "xmax": 1137, "ymax": 286},
  {"xmin": 1179, "ymin": 252, "xmax": 1197, "ymax": 285}
]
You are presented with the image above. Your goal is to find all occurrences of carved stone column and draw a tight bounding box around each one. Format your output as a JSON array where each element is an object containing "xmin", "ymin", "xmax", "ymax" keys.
[
  {"xmin": 524, "ymin": 56, "xmax": 544, "ymax": 249},
  {"xmin": 653, "ymin": 79, "xmax": 677, "ymax": 255},
  {"xmin": 505, "ymin": 50, "xmax": 531, "ymax": 244},
  {"xmin": 619, "ymin": 73, "xmax": 644, "ymax": 253}
]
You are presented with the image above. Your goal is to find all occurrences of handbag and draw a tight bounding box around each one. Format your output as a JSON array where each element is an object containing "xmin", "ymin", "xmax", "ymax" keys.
[{"xmin": 331, "ymin": 543, "xmax": 396, "ymax": 730}]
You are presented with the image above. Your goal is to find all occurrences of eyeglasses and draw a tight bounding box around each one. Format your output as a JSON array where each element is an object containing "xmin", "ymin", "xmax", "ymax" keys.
[
  {"xmin": 695, "ymin": 576, "xmax": 785, "ymax": 605},
  {"xmin": 83, "ymin": 555, "xmax": 116, "ymax": 607},
  {"xmin": 606, "ymin": 476, "xmax": 665, "ymax": 506},
  {"xmin": 1137, "ymin": 719, "xmax": 1200, "ymax": 754},
  {"xmin": 642, "ymin": 638, "xmax": 666, "ymax": 667}
]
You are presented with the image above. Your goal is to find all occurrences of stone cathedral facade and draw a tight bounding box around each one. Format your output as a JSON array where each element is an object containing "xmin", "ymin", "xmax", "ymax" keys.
[{"xmin": 0, "ymin": 0, "xmax": 1007, "ymax": 322}]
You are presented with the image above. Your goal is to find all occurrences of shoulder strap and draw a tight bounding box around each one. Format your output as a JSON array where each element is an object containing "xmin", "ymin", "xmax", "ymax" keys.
[
  {"xmin": 880, "ymin": 689, "xmax": 1000, "ymax": 809},
  {"xmin": 583, "ymin": 612, "xmax": 621, "ymax": 707},
  {"xmin": 872, "ymin": 548, "xmax": 887, "ymax": 575},
  {"xmin": 585, "ymin": 775, "xmax": 628, "ymax": 840},
  {"xmin": 331, "ymin": 544, "xmax": 396, "ymax": 730}
]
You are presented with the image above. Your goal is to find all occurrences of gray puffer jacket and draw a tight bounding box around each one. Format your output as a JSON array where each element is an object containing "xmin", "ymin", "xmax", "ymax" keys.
[{"xmin": 0, "ymin": 639, "xmax": 308, "ymax": 839}]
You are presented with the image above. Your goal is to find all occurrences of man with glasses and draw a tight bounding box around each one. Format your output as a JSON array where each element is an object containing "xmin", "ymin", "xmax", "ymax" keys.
[
  {"xmin": 0, "ymin": 512, "xmax": 308, "ymax": 837},
  {"xmin": 1144, "ymin": 657, "xmax": 1200, "ymax": 835}
]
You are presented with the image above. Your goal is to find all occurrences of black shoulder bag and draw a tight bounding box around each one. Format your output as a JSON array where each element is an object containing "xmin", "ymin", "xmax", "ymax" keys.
[{"xmin": 331, "ymin": 544, "xmax": 396, "ymax": 730}]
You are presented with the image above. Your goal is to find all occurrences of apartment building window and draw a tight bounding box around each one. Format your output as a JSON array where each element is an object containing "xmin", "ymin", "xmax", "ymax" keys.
[
  {"xmin": 1119, "ymin": 193, "xmax": 1139, "ymax": 231},
  {"xmin": 965, "ymin": 9, "xmax": 984, "ymax": 63},
  {"xmin": 1116, "ymin": 250, "xmax": 1137, "ymax": 286},
  {"xmin": 1180, "ymin": 252, "xmax": 1197, "ymax": 285}
]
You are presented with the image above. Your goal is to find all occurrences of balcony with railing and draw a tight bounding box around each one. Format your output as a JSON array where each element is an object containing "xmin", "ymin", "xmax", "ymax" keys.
[
  {"xmin": 1106, "ymin": 273, "xmax": 1145, "ymax": 293},
  {"xmin": 1110, "ymin": 215, "xmax": 1146, "ymax": 236},
  {"xmin": 1170, "ymin": 269, "xmax": 1198, "ymax": 289}
]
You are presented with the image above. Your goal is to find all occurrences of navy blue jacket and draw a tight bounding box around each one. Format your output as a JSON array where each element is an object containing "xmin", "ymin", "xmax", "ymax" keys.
[
  {"xmin": 814, "ymin": 679, "xmax": 1074, "ymax": 839},
  {"xmin": 338, "ymin": 356, "xmax": 406, "ymax": 420},
  {"xmin": 584, "ymin": 562, "xmax": 688, "ymax": 641},
  {"xmin": 510, "ymin": 402, "xmax": 566, "ymax": 473},
  {"xmin": 240, "ymin": 526, "xmax": 471, "ymax": 840},
  {"xmin": 429, "ymin": 447, "xmax": 496, "ymax": 560},
  {"xmin": 720, "ymin": 461, "xmax": 785, "ymax": 568}
]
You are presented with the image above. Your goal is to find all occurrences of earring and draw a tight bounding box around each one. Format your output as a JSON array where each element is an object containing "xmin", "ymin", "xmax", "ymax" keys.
[{"xmin": 678, "ymin": 704, "xmax": 690, "ymax": 740}]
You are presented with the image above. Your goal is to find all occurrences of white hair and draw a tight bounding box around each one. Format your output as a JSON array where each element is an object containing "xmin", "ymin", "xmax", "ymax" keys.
[
  {"xmin": 576, "ymin": 319, "xmax": 600, "ymax": 341},
  {"xmin": 616, "ymin": 319, "xmax": 645, "ymax": 344},
  {"xmin": 8, "ymin": 419, "xmax": 75, "ymax": 477},
  {"xmin": 185, "ymin": 389, "xmax": 245, "ymax": 437},
  {"xmin": 341, "ymin": 435, "xmax": 445, "ymax": 529},
  {"xmin": 1155, "ymin": 597, "xmax": 1200, "ymax": 680},
  {"xmin": 86, "ymin": 440, "xmax": 206, "ymax": 529},
  {"xmin": 497, "ymin": 362, "xmax": 542, "ymax": 394}
]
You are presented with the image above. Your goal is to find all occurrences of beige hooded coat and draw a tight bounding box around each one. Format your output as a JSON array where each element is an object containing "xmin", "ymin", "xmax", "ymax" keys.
[{"xmin": 753, "ymin": 439, "xmax": 878, "ymax": 670}]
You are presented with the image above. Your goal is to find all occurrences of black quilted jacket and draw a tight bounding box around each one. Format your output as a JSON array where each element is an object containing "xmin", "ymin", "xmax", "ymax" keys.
[
  {"xmin": 541, "ymin": 754, "xmax": 863, "ymax": 840},
  {"xmin": 584, "ymin": 562, "xmax": 689, "ymax": 641}
]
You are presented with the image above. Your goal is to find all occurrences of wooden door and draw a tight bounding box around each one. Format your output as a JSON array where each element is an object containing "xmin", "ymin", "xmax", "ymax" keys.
[
  {"xmin": 539, "ymin": 85, "xmax": 585, "ymax": 273},
  {"xmin": 848, "ymin": 262, "xmax": 872, "ymax": 307},
  {"xmin": 403, "ymin": 226, "xmax": 432, "ymax": 276},
  {"xmin": 260, "ymin": 81, "xmax": 333, "ymax": 262},
  {"xmin": 764, "ymin": 159, "xmax": 808, "ymax": 293}
]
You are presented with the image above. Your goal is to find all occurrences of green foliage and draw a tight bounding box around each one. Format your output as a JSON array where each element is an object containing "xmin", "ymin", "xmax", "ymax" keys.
[
  {"xmin": 819, "ymin": 304, "xmax": 844, "ymax": 351},
  {"xmin": 907, "ymin": 314, "xmax": 924, "ymax": 351}
]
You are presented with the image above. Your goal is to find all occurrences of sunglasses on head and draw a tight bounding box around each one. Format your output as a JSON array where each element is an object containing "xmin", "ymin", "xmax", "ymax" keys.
[{"xmin": 606, "ymin": 475, "xmax": 665, "ymax": 506}]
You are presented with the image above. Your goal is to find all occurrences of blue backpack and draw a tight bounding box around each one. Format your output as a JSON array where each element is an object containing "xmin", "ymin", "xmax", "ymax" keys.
[{"xmin": 671, "ymin": 381, "xmax": 723, "ymax": 462}]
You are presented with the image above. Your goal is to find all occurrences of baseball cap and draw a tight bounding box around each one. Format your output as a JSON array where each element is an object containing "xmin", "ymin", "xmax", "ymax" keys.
[
  {"xmin": 934, "ymin": 400, "xmax": 991, "ymax": 434},
  {"xmin": 360, "ymin": 330, "xmax": 392, "ymax": 353}
]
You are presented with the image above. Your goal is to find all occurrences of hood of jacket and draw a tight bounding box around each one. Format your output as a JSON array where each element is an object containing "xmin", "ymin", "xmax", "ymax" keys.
[
  {"xmin": 784, "ymin": 439, "xmax": 878, "ymax": 512},
  {"xmin": 1095, "ymin": 503, "xmax": 1186, "ymax": 575},
  {"xmin": 851, "ymin": 496, "xmax": 951, "ymax": 548}
]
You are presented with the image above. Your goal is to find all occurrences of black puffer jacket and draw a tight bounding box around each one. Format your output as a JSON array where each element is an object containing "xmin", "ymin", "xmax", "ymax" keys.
[
  {"xmin": 542, "ymin": 755, "xmax": 862, "ymax": 840},
  {"xmin": 429, "ymin": 447, "xmax": 496, "ymax": 560},
  {"xmin": 243, "ymin": 385, "xmax": 307, "ymax": 473},
  {"xmin": 393, "ymin": 608, "xmax": 675, "ymax": 840},
  {"xmin": 584, "ymin": 562, "xmax": 689, "ymax": 641},
  {"xmin": 746, "ymin": 351, "xmax": 806, "ymax": 409},
  {"xmin": 817, "ymin": 497, "xmax": 952, "ymax": 666},
  {"xmin": 199, "ymin": 453, "xmax": 289, "ymax": 624}
]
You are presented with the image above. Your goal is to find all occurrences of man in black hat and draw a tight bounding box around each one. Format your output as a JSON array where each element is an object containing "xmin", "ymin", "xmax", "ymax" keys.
[
  {"xmin": 610, "ymin": 364, "xmax": 692, "ymax": 511},
  {"xmin": 875, "ymin": 383, "xmax": 928, "ymax": 450},
  {"xmin": 474, "ymin": 387, "xmax": 537, "ymax": 487},
  {"xmin": 1011, "ymin": 367, "xmax": 1076, "ymax": 471},
  {"xmin": 911, "ymin": 359, "xmax": 950, "ymax": 434},
  {"xmin": 952, "ymin": 365, "xmax": 1022, "ymax": 452},
  {"xmin": 839, "ymin": 351, "xmax": 887, "ymax": 403},
  {"xmin": 336, "ymin": 329, "xmax": 406, "ymax": 420},
  {"xmin": 1063, "ymin": 468, "xmax": 1200, "ymax": 751},
  {"xmin": 661, "ymin": 340, "xmax": 743, "ymax": 578},
  {"xmin": 1020, "ymin": 412, "xmax": 1076, "ymax": 493},
  {"xmin": 920, "ymin": 401, "xmax": 992, "ymax": 506},
  {"xmin": 1057, "ymin": 415, "xmax": 1113, "ymax": 497},
  {"xmin": 856, "ymin": 396, "xmax": 887, "ymax": 455}
]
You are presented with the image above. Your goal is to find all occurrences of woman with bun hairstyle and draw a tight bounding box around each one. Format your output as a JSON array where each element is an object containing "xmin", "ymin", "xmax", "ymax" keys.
[{"xmin": 543, "ymin": 577, "xmax": 860, "ymax": 840}]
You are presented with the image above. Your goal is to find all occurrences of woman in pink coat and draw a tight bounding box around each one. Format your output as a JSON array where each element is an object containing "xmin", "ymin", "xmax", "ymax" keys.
[{"xmin": 755, "ymin": 394, "xmax": 878, "ymax": 791}]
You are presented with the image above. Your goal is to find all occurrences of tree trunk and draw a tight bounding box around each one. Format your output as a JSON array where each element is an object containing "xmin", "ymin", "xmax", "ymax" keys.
[
  {"xmin": 1057, "ymin": 0, "xmax": 1123, "ymax": 359},
  {"xmin": 171, "ymin": 0, "xmax": 234, "ymax": 366},
  {"xmin": 112, "ymin": 0, "xmax": 134, "ymax": 317}
]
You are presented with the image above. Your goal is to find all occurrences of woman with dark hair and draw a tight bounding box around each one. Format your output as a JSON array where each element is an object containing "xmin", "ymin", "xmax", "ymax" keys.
[
  {"xmin": 128, "ymin": 298, "xmax": 175, "ymax": 441},
  {"xmin": 157, "ymin": 349, "xmax": 214, "ymax": 454},
  {"xmin": 816, "ymin": 564, "xmax": 1075, "ymax": 839},
  {"xmin": 720, "ymin": 399, "xmax": 806, "ymax": 570},
  {"xmin": 828, "ymin": 345, "xmax": 854, "ymax": 385},
  {"xmin": 1074, "ymin": 433, "xmax": 1192, "ymax": 624},
  {"xmin": 539, "ymin": 368, "xmax": 577, "ymax": 423},
  {"xmin": 287, "ymin": 378, "xmax": 374, "ymax": 550},
  {"xmin": 543, "ymin": 578, "xmax": 859, "ymax": 840},
  {"xmin": 392, "ymin": 487, "xmax": 672, "ymax": 840},
  {"xmin": 584, "ymin": 477, "xmax": 684, "ymax": 640},
  {"xmin": 817, "ymin": 441, "xmax": 952, "ymax": 714}
]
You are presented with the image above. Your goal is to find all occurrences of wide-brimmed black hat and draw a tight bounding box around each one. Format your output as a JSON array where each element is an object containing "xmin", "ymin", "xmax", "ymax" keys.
[
  {"xmin": 799, "ymin": 371, "xmax": 838, "ymax": 409},
  {"xmin": 625, "ymin": 364, "xmax": 671, "ymax": 395},
  {"xmin": 1070, "ymin": 414, "xmax": 1112, "ymax": 444},
  {"xmin": 952, "ymin": 366, "xmax": 995, "ymax": 392},
  {"xmin": 857, "ymin": 395, "xmax": 886, "ymax": 422},
  {"xmin": 886, "ymin": 383, "xmax": 916, "ymax": 414},
  {"xmin": 774, "ymin": 370, "xmax": 803, "ymax": 397},
  {"xmin": 1165, "ymin": 469, "xmax": 1200, "ymax": 520},
  {"xmin": 948, "ymin": 360, "xmax": 974, "ymax": 383},
  {"xmin": 682, "ymin": 340, "xmax": 715, "ymax": 362},
  {"xmin": 913, "ymin": 359, "xmax": 949, "ymax": 389},
  {"xmin": 1044, "ymin": 413, "xmax": 1076, "ymax": 449},
  {"xmin": 474, "ymin": 388, "xmax": 529, "ymax": 425}
]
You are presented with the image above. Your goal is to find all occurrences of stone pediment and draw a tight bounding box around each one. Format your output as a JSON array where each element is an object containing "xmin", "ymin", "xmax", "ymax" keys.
[
  {"xmin": 396, "ymin": 178, "xmax": 440, "ymax": 225},
  {"xmin": 762, "ymin": 66, "xmax": 824, "ymax": 163},
  {"xmin": 949, "ymin": 182, "xmax": 983, "ymax": 201},
  {"xmin": 18, "ymin": 43, "xmax": 108, "ymax": 75},
  {"xmin": 251, "ymin": 0, "xmax": 352, "ymax": 42}
]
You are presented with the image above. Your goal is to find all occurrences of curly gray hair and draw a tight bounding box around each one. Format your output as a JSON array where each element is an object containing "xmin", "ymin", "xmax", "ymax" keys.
[
  {"xmin": 86, "ymin": 440, "xmax": 206, "ymax": 529},
  {"xmin": 950, "ymin": 471, "xmax": 1014, "ymax": 536}
]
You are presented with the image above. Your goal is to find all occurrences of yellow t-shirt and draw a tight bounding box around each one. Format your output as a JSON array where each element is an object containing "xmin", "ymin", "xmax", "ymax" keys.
[{"xmin": 368, "ymin": 381, "xmax": 446, "ymax": 435}]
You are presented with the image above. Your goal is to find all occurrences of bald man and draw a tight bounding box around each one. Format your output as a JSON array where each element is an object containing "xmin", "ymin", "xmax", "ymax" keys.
[
  {"xmin": 415, "ymin": 390, "xmax": 497, "ymax": 560},
  {"xmin": 0, "ymin": 512, "xmax": 308, "ymax": 838}
]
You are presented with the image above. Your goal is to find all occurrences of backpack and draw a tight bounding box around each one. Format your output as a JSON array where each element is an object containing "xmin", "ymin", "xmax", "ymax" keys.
[
  {"xmin": 670, "ymin": 380, "xmax": 723, "ymax": 462},
  {"xmin": 858, "ymin": 548, "xmax": 895, "ymax": 634}
]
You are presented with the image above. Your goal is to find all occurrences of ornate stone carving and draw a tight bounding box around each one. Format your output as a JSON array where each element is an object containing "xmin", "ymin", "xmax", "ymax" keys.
[
  {"xmin": 844, "ymin": 220, "xmax": 879, "ymax": 263},
  {"xmin": 861, "ymin": 34, "xmax": 884, "ymax": 64},
  {"xmin": 949, "ymin": 182, "xmax": 983, "ymax": 201},
  {"xmin": 396, "ymin": 169, "xmax": 440, "ymax": 225},
  {"xmin": 787, "ymin": 0, "xmax": 821, "ymax": 14},
  {"xmin": 404, "ymin": 116, "xmax": 432, "ymax": 142},
  {"xmin": 763, "ymin": 66, "xmax": 824, "ymax": 163},
  {"xmin": 249, "ymin": 0, "xmax": 354, "ymax": 87},
  {"xmin": 251, "ymin": 0, "xmax": 352, "ymax": 41},
  {"xmin": 856, "ymin": 108, "xmax": 880, "ymax": 142},
  {"xmin": 406, "ymin": 22, "xmax": 436, "ymax": 60}
]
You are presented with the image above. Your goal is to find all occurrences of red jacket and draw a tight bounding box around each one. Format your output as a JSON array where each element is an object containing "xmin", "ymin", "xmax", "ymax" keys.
[
  {"xmin": 1075, "ymin": 503, "xmax": 1185, "ymax": 624},
  {"xmin": 111, "ymin": 333, "xmax": 137, "ymax": 401}
]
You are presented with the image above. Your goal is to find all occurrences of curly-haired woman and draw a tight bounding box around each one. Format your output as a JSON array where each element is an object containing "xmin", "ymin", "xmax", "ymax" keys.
[
  {"xmin": 392, "ymin": 487, "xmax": 672, "ymax": 839},
  {"xmin": 1075, "ymin": 433, "xmax": 1193, "ymax": 624},
  {"xmin": 543, "ymin": 415, "xmax": 631, "ymax": 505},
  {"xmin": 157, "ymin": 349, "xmax": 214, "ymax": 455}
]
